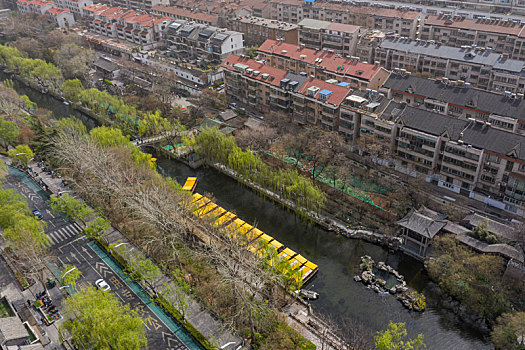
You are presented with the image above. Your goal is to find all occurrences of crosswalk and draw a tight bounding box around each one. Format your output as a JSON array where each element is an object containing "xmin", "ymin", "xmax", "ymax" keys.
[{"xmin": 46, "ymin": 223, "xmax": 83, "ymax": 246}]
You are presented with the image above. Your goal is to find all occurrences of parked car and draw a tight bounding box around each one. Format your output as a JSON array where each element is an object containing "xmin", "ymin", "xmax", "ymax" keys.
[
  {"xmin": 95, "ymin": 279, "xmax": 111, "ymax": 292},
  {"xmin": 32, "ymin": 210, "xmax": 43, "ymax": 219}
]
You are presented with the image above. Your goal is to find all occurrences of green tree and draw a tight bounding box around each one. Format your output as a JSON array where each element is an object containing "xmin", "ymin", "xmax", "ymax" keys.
[
  {"xmin": 244, "ymin": 45, "xmax": 259, "ymax": 58},
  {"xmin": 60, "ymin": 264, "xmax": 82, "ymax": 289},
  {"xmin": 84, "ymin": 217, "xmax": 110, "ymax": 240},
  {"xmin": 62, "ymin": 79, "xmax": 84, "ymax": 102},
  {"xmin": 0, "ymin": 160, "xmax": 7, "ymax": 182},
  {"xmin": 0, "ymin": 117, "xmax": 20, "ymax": 150},
  {"xmin": 60, "ymin": 287, "xmax": 147, "ymax": 350},
  {"xmin": 0, "ymin": 188, "xmax": 29, "ymax": 228},
  {"xmin": 49, "ymin": 193, "xmax": 94, "ymax": 227},
  {"xmin": 375, "ymin": 322, "xmax": 425, "ymax": 350},
  {"xmin": 54, "ymin": 43, "xmax": 95, "ymax": 83},
  {"xmin": 89, "ymin": 126, "xmax": 129, "ymax": 148},
  {"xmin": 55, "ymin": 116, "xmax": 87, "ymax": 136},
  {"xmin": 7, "ymin": 144, "xmax": 34, "ymax": 167},
  {"xmin": 469, "ymin": 217, "xmax": 499, "ymax": 244},
  {"xmin": 492, "ymin": 311, "xmax": 525, "ymax": 350}
]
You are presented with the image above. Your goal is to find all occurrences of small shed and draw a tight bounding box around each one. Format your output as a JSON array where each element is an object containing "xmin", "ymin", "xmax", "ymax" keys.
[
  {"xmin": 93, "ymin": 58, "xmax": 120, "ymax": 79},
  {"xmin": 397, "ymin": 206, "xmax": 447, "ymax": 260}
]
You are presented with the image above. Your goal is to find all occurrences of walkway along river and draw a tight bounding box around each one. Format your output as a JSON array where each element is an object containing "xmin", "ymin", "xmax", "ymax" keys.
[{"xmin": 1, "ymin": 70, "xmax": 493, "ymax": 349}]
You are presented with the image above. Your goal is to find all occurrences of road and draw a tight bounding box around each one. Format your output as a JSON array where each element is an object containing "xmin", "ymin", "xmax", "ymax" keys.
[{"xmin": 4, "ymin": 169, "xmax": 190, "ymax": 350}]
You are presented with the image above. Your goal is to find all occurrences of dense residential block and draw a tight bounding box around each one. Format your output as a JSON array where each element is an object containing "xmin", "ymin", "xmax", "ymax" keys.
[
  {"xmin": 376, "ymin": 37, "xmax": 525, "ymax": 93},
  {"xmin": 298, "ymin": 18, "xmax": 361, "ymax": 58},
  {"xmin": 151, "ymin": 5, "xmax": 219, "ymax": 26},
  {"xmin": 166, "ymin": 20, "xmax": 244, "ymax": 64},
  {"xmin": 257, "ymin": 39, "xmax": 391, "ymax": 91},
  {"xmin": 16, "ymin": 0, "xmax": 75, "ymax": 27},
  {"xmin": 231, "ymin": 17, "xmax": 298, "ymax": 46}
]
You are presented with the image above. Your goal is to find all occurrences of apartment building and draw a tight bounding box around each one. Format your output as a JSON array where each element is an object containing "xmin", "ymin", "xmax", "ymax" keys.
[
  {"xmin": 355, "ymin": 30, "xmax": 386, "ymax": 63},
  {"xmin": 421, "ymin": 15, "xmax": 525, "ymax": 61},
  {"xmin": 231, "ymin": 17, "xmax": 298, "ymax": 46},
  {"xmin": 53, "ymin": 0, "xmax": 92, "ymax": 17},
  {"xmin": 16, "ymin": 0, "xmax": 54, "ymax": 14},
  {"xmin": 268, "ymin": 1, "xmax": 423, "ymax": 39},
  {"xmin": 342, "ymin": 87, "xmax": 525, "ymax": 216},
  {"xmin": 381, "ymin": 74, "xmax": 525, "ymax": 135},
  {"xmin": 376, "ymin": 37, "xmax": 525, "ymax": 93},
  {"xmin": 166, "ymin": 20, "xmax": 243, "ymax": 64},
  {"xmin": 95, "ymin": 0, "xmax": 167, "ymax": 10},
  {"xmin": 151, "ymin": 5, "xmax": 219, "ymax": 26},
  {"xmin": 257, "ymin": 39, "xmax": 390, "ymax": 91},
  {"xmin": 297, "ymin": 18, "xmax": 361, "ymax": 58},
  {"xmin": 221, "ymin": 54, "xmax": 352, "ymax": 130},
  {"xmin": 83, "ymin": 5, "xmax": 171, "ymax": 46},
  {"xmin": 16, "ymin": 0, "xmax": 75, "ymax": 27}
]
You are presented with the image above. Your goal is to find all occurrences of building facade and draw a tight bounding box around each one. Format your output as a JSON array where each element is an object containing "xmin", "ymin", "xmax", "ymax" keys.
[
  {"xmin": 421, "ymin": 15, "xmax": 525, "ymax": 61},
  {"xmin": 257, "ymin": 39, "xmax": 391, "ymax": 91},
  {"xmin": 231, "ymin": 16, "xmax": 298, "ymax": 46},
  {"xmin": 166, "ymin": 20, "xmax": 244, "ymax": 64},
  {"xmin": 376, "ymin": 37, "xmax": 525, "ymax": 93},
  {"xmin": 298, "ymin": 18, "xmax": 361, "ymax": 58},
  {"xmin": 151, "ymin": 5, "xmax": 219, "ymax": 26}
]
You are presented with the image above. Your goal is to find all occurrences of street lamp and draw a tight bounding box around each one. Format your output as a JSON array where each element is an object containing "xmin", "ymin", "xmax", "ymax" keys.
[
  {"xmin": 61, "ymin": 266, "xmax": 77, "ymax": 279},
  {"xmin": 112, "ymin": 242, "xmax": 134, "ymax": 252}
]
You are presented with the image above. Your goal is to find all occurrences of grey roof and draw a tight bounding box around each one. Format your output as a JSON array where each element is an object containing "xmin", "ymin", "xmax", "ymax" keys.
[
  {"xmin": 298, "ymin": 18, "xmax": 330, "ymax": 30},
  {"xmin": 398, "ymin": 105, "xmax": 469, "ymax": 139},
  {"xmin": 462, "ymin": 212, "xmax": 515, "ymax": 239},
  {"xmin": 461, "ymin": 122, "xmax": 525, "ymax": 161},
  {"xmin": 380, "ymin": 38, "xmax": 525, "ymax": 73},
  {"xmin": 0, "ymin": 317, "xmax": 29, "ymax": 342},
  {"xmin": 284, "ymin": 72, "xmax": 308, "ymax": 92},
  {"xmin": 456, "ymin": 234, "xmax": 524, "ymax": 262},
  {"xmin": 383, "ymin": 74, "xmax": 525, "ymax": 121},
  {"xmin": 93, "ymin": 58, "xmax": 118, "ymax": 72},
  {"xmin": 398, "ymin": 206, "xmax": 447, "ymax": 239}
]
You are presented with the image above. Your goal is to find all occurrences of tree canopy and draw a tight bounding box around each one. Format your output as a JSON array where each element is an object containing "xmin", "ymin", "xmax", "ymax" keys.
[
  {"xmin": 375, "ymin": 322, "xmax": 425, "ymax": 350},
  {"xmin": 49, "ymin": 193, "xmax": 94, "ymax": 227},
  {"xmin": 8, "ymin": 144, "xmax": 34, "ymax": 167},
  {"xmin": 492, "ymin": 311, "xmax": 525, "ymax": 350},
  {"xmin": 60, "ymin": 287, "xmax": 147, "ymax": 350}
]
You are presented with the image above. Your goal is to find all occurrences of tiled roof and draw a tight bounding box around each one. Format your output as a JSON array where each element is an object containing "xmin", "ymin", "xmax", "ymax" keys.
[
  {"xmin": 311, "ymin": 3, "xmax": 421, "ymax": 20},
  {"xmin": 383, "ymin": 74, "xmax": 525, "ymax": 121},
  {"xmin": 152, "ymin": 5, "xmax": 218, "ymax": 23},
  {"xmin": 398, "ymin": 105, "xmax": 469, "ymax": 140},
  {"xmin": 380, "ymin": 38, "xmax": 525, "ymax": 73},
  {"xmin": 222, "ymin": 54, "xmax": 288, "ymax": 87},
  {"xmin": 258, "ymin": 40, "xmax": 381, "ymax": 81},
  {"xmin": 462, "ymin": 123, "xmax": 525, "ymax": 161},
  {"xmin": 297, "ymin": 77, "xmax": 351, "ymax": 106},
  {"xmin": 398, "ymin": 206, "xmax": 447, "ymax": 239},
  {"xmin": 298, "ymin": 18, "xmax": 360, "ymax": 34},
  {"xmin": 425, "ymin": 15, "xmax": 525, "ymax": 36}
]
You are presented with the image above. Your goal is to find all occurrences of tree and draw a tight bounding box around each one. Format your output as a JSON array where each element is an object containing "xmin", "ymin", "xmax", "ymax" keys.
[
  {"xmin": 469, "ymin": 217, "xmax": 499, "ymax": 244},
  {"xmin": 0, "ymin": 117, "xmax": 20, "ymax": 150},
  {"xmin": 244, "ymin": 45, "xmax": 259, "ymax": 58},
  {"xmin": 84, "ymin": 217, "xmax": 111, "ymax": 240},
  {"xmin": 62, "ymin": 79, "xmax": 84, "ymax": 102},
  {"xmin": 374, "ymin": 322, "xmax": 425, "ymax": 350},
  {"xmin": 49, "ymin": 193, "xmax": 94, "ymax": 227},
  {"xmin": 89, "ymin": 126, "xmax": 129, "ymax": 148},
  {"xmin": 427, "ymin": 235, "xmax": 510, "ymax": 322},
  {"xmin": 8, "ymin": 144, "xmax": 34, "ymax": 168},
  {"xmin": 492, "ymin": 311, "xmax": 525, "ymax": 350},
  {"xmin": 60, "ymin": 264, "xmax": 82, "ymax": 289},
  {"xmin": 0, "ymin": 160, "xmax": 7, "ymax": 182},
  {"xmin": 60, "ymin": 287, "xmax": 147, "ymax": 350},
  {"xmin": 54, "ymin": 43, "xmax": 95, "ymax": 84}
]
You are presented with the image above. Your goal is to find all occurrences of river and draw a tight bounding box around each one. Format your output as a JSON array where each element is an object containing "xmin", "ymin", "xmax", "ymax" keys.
[
  {"xmin": 156, "ymin": 159, "xmax": 493, "ymax": 350},
  {"xmin": 3, "ymin": 72, "xmax": 492, "ymax": 349}
]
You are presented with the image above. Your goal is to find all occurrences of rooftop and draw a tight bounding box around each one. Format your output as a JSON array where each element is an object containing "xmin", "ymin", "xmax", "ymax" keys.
[
  {"xmin": 297, "ymin": 77, "xmax": 352, "ymax": 106},
  {"xmin": 222, "ymin": 54, "xmax": 289, "ymax": 88},
  {"xmin": 0, "ymin": 317, "xmax": 30, "ymax": 343},
  {"xmin": 425, "ymin": 15, "xmax": 525, "ymax": 36},
  {"xmin": 398, "ymin": 206, "xmax": 447, "ymax": 239},
  {"xmin": 397, "ymin": 105, "xmax": 469, "ymax": 140},
  {"xmin": 152, "ymin": 5, "xmax": 219, "ymax": 23},
  {"xmin": 236, "ymin": 16, "xmax": 298, "ymax": 31},
  {"xmin": 298, "ymin": 18, "xmax": 360, "ymax": 34},
  {"xmin": 383, "ymin": 74, "xmax": 525, "ymax": 121},
  {"xmin": 258, "ymin": 39, "xmax": 382, "ymax": 81},
  {"xmin": 380, "ymin": 38, "xmax": 525, "ymax": 73}
]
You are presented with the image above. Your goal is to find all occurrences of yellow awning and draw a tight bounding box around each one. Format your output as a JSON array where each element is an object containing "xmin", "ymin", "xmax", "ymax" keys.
[
  {"xmin": 294, "ymin": 254, "xmax": 307, "ymax": 265},
  {"xmin": 182, "ymin": 177, "xmax": 197, "ymax": 191},
  {"xmin": 198, "ymin": 203, "xmax": 218, "ymax": 216},
  {"xmin": 215, "ymin": 211, "xmax": 236, "ymax": 226},
  {"xmin": 269, "ymin": 240, "xmax": 283, "ymax": 251},
  {"xmin": 258, "ymin": 234, "xmax": 273, "ymax": 243},
  {"xmin": 205, "ymin": 206, "xmax": 226, "ymax": 220},
  {"xmin": 191, "ymin": 193, "xmax": 203, "ymax": 202},
  {"xmin": 305, "ymin": 261, "xmax": 318, "ymax": 270}
]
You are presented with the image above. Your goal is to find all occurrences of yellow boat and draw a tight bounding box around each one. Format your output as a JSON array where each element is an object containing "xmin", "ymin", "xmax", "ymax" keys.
[{"xmin": 182, "ymin": 177, "xmax": 198, "ymax": 192}]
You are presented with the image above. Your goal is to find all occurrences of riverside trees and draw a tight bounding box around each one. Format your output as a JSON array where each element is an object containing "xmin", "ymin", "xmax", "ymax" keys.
[
  {"xmin": 46, "ymin": 125, "xmax": 314, "ymax": 348},
  {"xmin": 190, "ymin": 128, "xmax": 327, "ymax": 218}
]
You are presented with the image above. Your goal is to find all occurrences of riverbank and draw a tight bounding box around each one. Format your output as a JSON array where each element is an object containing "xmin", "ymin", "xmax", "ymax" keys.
[{"xmin": 156, "ymin": 157, "xmax": 493, "ymax": 349}]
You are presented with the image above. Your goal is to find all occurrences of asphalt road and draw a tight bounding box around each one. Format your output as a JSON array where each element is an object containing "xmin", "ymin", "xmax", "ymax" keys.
[{"xmin": 4, "ymin": 171, "xmax": 190, "ymax": 350}]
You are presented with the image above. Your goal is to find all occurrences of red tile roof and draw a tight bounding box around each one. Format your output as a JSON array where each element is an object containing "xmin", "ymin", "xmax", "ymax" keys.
[
  {"xmin": 311, "ymin": 3, "xmax": 420, "ymax": 19},
  {"xmin": 151, "ymin": 5, "xmax": 218, "ymax": 23},
  {"xmin": 326, "ymin": 22, "xmax": 361, "ymax": 34},
  {"xmin": 425, "ymin": 15, "xmax": 525, "ymax": 36},
  {"xmin": 47, "ymin": 7, "xmax": 70, "ymax": 16},
  {"xmin": 297, "ymin": 77, "xmax": 351, "ymax": 106},
  {"xmin": 258, "ymin": 40, "xmax": 381, "ymax": 81},
  {"xmin": 221, "ymin": 54, "xmax": 288, "ymax": 87}
]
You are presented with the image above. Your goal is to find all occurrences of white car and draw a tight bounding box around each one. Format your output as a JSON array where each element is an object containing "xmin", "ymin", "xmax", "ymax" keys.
[{"xmin": 95, "ymin": 279, "xmax": 111, "ymax": 292}]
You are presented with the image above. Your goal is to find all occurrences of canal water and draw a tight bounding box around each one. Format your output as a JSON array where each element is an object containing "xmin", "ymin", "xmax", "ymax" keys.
[
  {"xmin": 2, "ymin": 70, "xmax": 492, "ymax": 349},
  {"xmin": 157, "ymin": 159, "xmax": 493, "ymax": 350}
]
